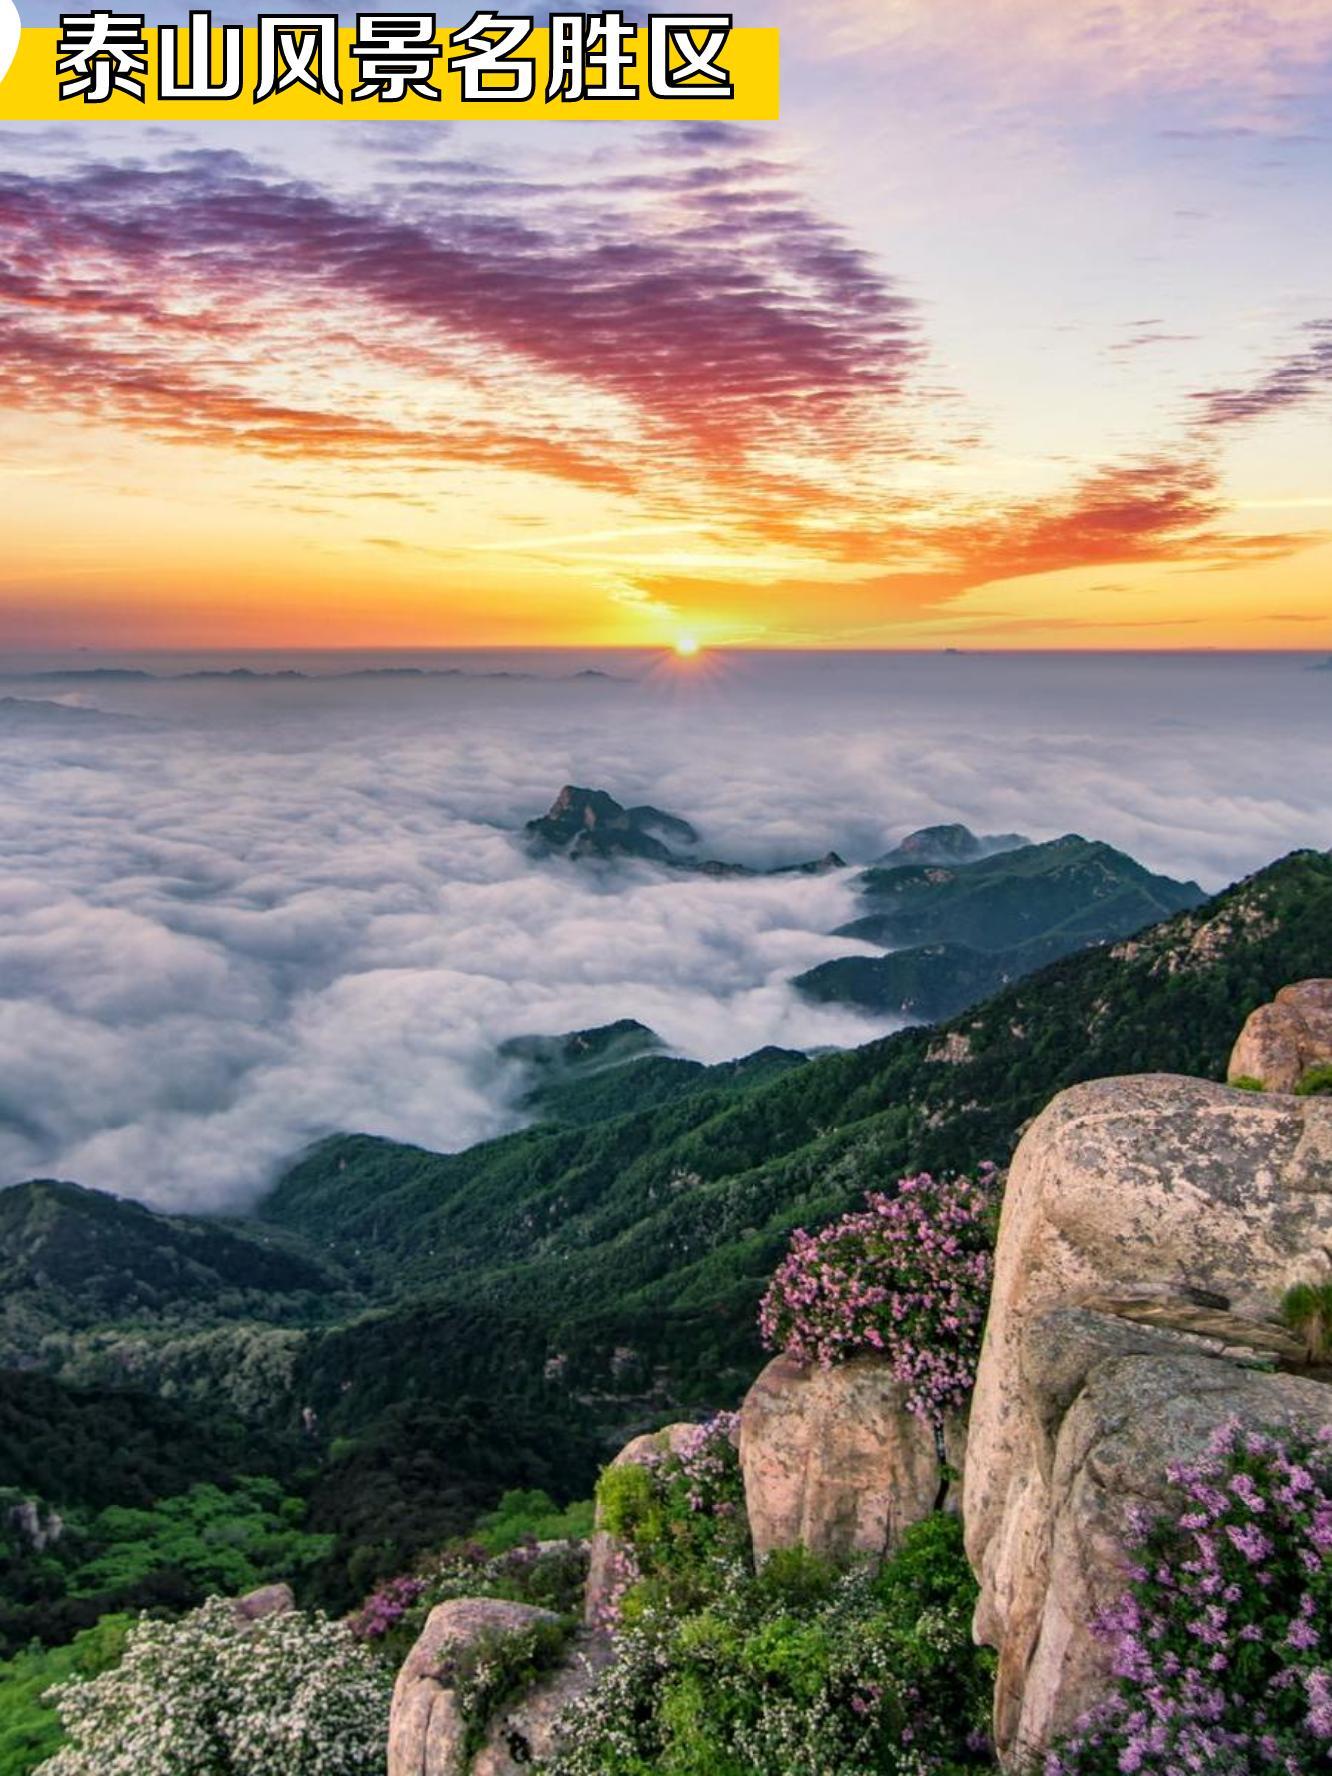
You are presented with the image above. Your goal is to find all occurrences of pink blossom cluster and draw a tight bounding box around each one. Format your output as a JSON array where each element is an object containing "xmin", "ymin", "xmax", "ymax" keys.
[
  {"xmin": 348, "ymin": 1574, "xmax": 426, "ymax": 1641},
  {"xmin": 589, "ymin": 1543, "xmax": 642, "ymax": 1634},
  {"xmin": 673, "ymin": 1412, "xmax": 742, "ymax": 1515},
  {"xmin": 758, "ymin": 1167, "xmax": 998, "ymax": 1420},
  {"xmin": 1047, "ymin": 1419, "xmax": 1332, "ymax": 1775}
]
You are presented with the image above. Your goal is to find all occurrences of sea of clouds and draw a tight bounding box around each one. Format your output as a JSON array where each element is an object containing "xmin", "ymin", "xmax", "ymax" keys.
[{"xmin": 0, "ymin": 649, "xmax": 1328, "ymax": 1212}]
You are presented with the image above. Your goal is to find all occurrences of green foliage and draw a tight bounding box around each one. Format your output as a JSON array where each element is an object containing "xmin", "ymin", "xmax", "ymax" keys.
[
  {"xmin": 0, "ymin": 1179, "xmax": 345, "ymax": 1367},
  {"xmin": 353, "ymin": 1539, "xmax": 589, "ymax": 1672},
  {"xmin": 595, "ymin": 1465, "xmax": 655, "ymax": 1541},
  {"xmin": 0, "ymin": 1476, "xmax": 328, "ymax": 1660},
  {"xmin": 1229, "ymin": 1074, "xmax": 1266, "ymax": 1091},
  {"xmin": 1296, "ymin": 1063, "xmax": 1332, "ymax": 1097},
  {"xmin": 474, "ymin": 1491, "xmax": 595, "ymax": 1555},
  {"xmin": 64, "ymin": 1479, "xmax": 332, "ymax": 1601},
  {"xmin": 544, "ymin": 1514, "xmax": 994, "ymax": 1776},
  {"xmin": 424, "ymin": 1542, "xmax": 589, "ymax": 1621},
  {"xmin": 0, "ymin": 1374, "xmax": 307, "ymax": 1657},
  {"xmin": 521, "ymin": 1041, "xmax": 809, "ymax": 1130},
  {"xmin": 0, "ymin": 1373, "xmax": 288, "ymax": 1514},
  {"xmin": 0, "ymin": 1617, "xmax": 130, "ymax": 1776},
  {"xmin": 603, "ymin": 1419, "xmax": 751, "ymax": 1628},
  {"xmin": 1280, "ymin": 1281, "xmax": 1332, "ymax": 1362},
  {"xmin": 446, "ymin": 1618, "xmax": 574, "ymax": 1759},
  {"xmin": 301, "ymin": 1397, "xmax": 599, "ymax": 1612},
  {"xmin": 44, "ymin": 1323, "xmax": 309, "ymax": 1422}
]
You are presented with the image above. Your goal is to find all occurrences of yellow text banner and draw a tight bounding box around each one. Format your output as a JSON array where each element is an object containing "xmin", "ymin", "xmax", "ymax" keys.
[{"xmin": 0, "ymin": 23, "xmax": 780, "ymax": 121}]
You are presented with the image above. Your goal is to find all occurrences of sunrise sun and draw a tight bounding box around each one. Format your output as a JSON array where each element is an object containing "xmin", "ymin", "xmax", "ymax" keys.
[{"xmin": 674, "ymin": 636, "xmax": 701, "ymax": 657}]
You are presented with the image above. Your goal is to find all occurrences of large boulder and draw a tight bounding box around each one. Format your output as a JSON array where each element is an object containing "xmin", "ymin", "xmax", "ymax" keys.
[
  {"xmin": 584, "ymin": 1423, "xmax": 696, "ymax": 1628},
  {"xmin": 739, "ymin": 1354, "xmax": 966, "ymax": 1565},
  {"xmin": 965, "ymin": 1072, "xmax": 1332, "ymax": 1766},
  {"xmin": 388, "ymin": 1598, "xmax": 559, "ymax": 1776},
  {"xmin": 1229, "ymin": 978, "xmax": 1332, "ymax": 1092},
  {"xmin": 470, "ymin": 1631, "xmax": 611, "ymax": 1774},
  {"xmin": 229, "ymin": 1581, "xmax": 293, "ymax": 1623},
  {"xmin": 1012, "ymin": 1352, "xmax": 1330, "ymax": 1764}
]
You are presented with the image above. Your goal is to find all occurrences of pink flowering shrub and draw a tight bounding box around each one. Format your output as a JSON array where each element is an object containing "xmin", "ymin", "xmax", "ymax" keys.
[
  {"xmin": 348, "ymin": 1574, "xmax": 426, "ymax": 1641},
  {"xmin": 758, "ymin": 1167, "xmax": 998, "ymax": 1420},
  {"xmin": 594, "ymin": 1412, "xmax": 749, "ymax": 1627},
  {"xmin": 348, "ymin": 1538, "xmax": 588, "ymax": 1655},
  {"xmin": 667, "ymin": 1412, "xmax": 745, "ymax": 1520},
  {"xmin": 1047, "ymin": 1420, "xmax": 1332, "ymax": 1775}
]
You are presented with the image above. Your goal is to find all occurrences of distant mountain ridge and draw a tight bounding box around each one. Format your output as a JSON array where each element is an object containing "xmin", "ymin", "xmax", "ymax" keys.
[
  {"xmin": 796, "ymin": 833, "xmax": 1205, "ymax": 1021},
  {"xmin": 525, "ymin": 787, "xmax": 701, "ymax": 865},
  {"xmin": 0, "ymin": 698, "xmax": 142, "ymax": 734},
  {"xmin": 501, "ymin": 1018, "xmax": 808, "ymax": 1126},
  {"xmin": 0, "ymin": 1178, "xmax": 343, "ymax": 1364},
  {"xmin": 521, "ymin": 795, "xmax": 1203, "ymax": 1021},
  {"xmin": 2, "ymin": 666, "xmax": 626, "ymax": 685}
]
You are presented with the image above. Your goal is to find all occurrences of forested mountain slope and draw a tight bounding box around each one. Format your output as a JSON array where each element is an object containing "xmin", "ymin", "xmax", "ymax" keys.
[
  {"xmin": 264, "ymin": 849, "xmax": 1332, "ymax": 1416},
  {"xmin": 0, "ymin": 1180, "xmax": 346, "ymax": 1364}
]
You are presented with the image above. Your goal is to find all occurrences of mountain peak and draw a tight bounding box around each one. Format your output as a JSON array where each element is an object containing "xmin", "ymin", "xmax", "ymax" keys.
[
  {"xmin": 874, "ymin": 823, "xmax": 1029, "ymax": 869},
  {"xmin": 523, "ymin": 788, "xmax": 844, "ymax": 877},
  {"xmin": 526, "ymin": 786, "xmax": 699, "ymax": 862}
]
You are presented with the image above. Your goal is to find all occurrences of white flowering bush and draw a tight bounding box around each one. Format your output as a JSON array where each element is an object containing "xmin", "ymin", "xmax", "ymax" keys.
[{"xmin": 36, "ymin": 1596, "xmax": 391, "ymax": 1776}]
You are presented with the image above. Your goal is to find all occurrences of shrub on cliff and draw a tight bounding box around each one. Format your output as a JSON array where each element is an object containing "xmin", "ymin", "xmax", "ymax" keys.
[
  {"xmin": 35, "ymin": 1596, "xmax": 390, "ymax": 1776},
  {"xmin": 1046, "ymin": 1421, "xmax": 1332, "ymax": 1776},
  {"xmin": 758, "ymin": 1168, "xmax": 998, "ymax": 1419},
  {"xmin": 349, "ymin": 1535, "xmax": 588, "ymax": 1666},
  {"xmin": 595, "ymin": 1413, "xmax": 750, "ymax": 1625},
  {"xmin": 545, "ymin": 1514, "xmax": 994, "ymax": 1776}
]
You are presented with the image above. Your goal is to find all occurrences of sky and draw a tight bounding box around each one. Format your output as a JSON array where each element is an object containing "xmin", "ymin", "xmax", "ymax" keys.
[
  {"xmin": 1, "ymin": 0, "xmax": 1330, "ymax": 649},
  {"xmin": 2, "ymin": 650, "xmax": 1328, "ymax": 1208}
]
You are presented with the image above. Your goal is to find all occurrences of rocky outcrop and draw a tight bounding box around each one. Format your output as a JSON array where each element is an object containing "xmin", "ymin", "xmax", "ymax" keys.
[
  {"xmin": 524, "ymin": 785, "xmax": 845, "ymax": 877},
  {"xmin": 470, "ymin": 1633, "xmax": 610, "ymax": 1775},
  {"xmin": 526, "ymin": 786, "xmax": 698, "ymax": 865},
  {"xmin": 1007, "ymin": 1352, "xmax": 1330, "ymax": 1765},
  {"xmin": 389, "ymin": 1593, "xmax": 611, "ymax": 1776},
  {"xmin": 965, "ymin": 1072, "xmax": 1332, "ymax": 1767},
  {"xmin": 5, "ymin": 1497, "xmax": 63, "ymax": 1552},
  {"xmin": 739, "ymin": 1354, "xmax": 966, "ymax": 1565},
  {"xmin": 389, "ymin": 1420, "xmax": 696, "ymax": 1774},
  {"xmin": 229, "ymin": 1581, "xmax": 293, "ymax": 1623},
  {"xmin": 584, "ymin": 1423, "xmax": 696, "ymax": 1628},
  {"xmin": 873, "ymin": 823, "xmax": 1029, "ymax": 869},
  {"xmin": 1229, "ymin": 978, "xmax": 1332, "ymax": 1091},
  {"xmin": 388, "ymin": 1598, "xmax": 559, "ymax": 1776}
]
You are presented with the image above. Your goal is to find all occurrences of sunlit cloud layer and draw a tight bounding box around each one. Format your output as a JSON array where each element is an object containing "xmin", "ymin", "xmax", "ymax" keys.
[{"xmin": 1, "ymin": 655, "xmax": 1328, "ymax": 1208}]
